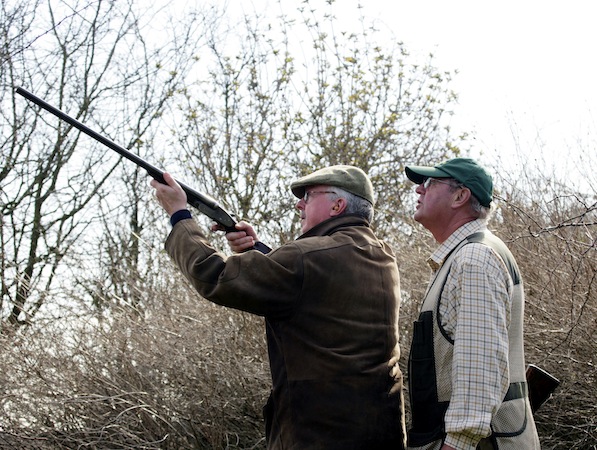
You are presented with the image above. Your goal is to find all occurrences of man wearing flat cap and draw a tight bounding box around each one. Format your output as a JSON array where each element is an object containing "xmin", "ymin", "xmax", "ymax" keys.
[
  {"xmin": 151, "ymin": 165, "xmax": 406, "ymax": 450},
  {"xmin": 401, "ymin": 158, "xmax": 540, "ymax": 450}
]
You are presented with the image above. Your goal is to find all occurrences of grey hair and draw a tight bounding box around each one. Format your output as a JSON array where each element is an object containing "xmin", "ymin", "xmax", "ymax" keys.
[
  {"xmin": 447, "ymin": 180, "xmax": 492, "ymax": 221},
  {"xmin": 469, "ymin": 194, "xmax": 493, "ymax": 221},
  {"xmin": 328, "ymin": 187, "xmax": 374, "ymax": 222}
]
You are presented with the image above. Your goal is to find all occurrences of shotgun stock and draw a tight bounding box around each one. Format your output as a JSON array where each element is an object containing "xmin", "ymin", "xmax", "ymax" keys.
[
  {"xmin": 16, "ymin": 87, "xmax": 238, "ymax": 232},
  {"xmin": 526, "ymin": 364, "xmax": 560, "ymax": 413}
]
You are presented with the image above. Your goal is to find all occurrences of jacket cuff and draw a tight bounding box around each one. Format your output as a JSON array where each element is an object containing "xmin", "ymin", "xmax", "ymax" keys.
[
  {"xmin": 170, "ymin": 209, "xmax": 192, "ymax": 227},
  {"xmin": 253, "ymin": 241, "xmax": 272, "ymax": 254}
]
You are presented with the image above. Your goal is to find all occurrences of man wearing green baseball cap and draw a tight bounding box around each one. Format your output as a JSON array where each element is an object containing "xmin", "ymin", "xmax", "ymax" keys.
[
  {"xmin": 401, "ymin": 157, "xmax": 540, "ymax": 450},
  {"xmin": 151, "ymin": 165, "xmax": 406, "ymax": 449}
]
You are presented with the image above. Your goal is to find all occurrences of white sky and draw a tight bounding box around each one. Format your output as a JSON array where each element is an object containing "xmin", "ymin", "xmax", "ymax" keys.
[
  {"xmin": 345, "ymin": 0, "xmax": 597, "ymax": 170},
  {"xmin": 223, "ymin": 0, "xmax": 597, "ymax": 175}
]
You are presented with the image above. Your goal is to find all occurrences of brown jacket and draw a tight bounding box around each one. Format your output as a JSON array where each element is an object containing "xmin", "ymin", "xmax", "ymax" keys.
[{"xmin": 166, "ymin": 214, "xmax": 405, "ymax": 449}]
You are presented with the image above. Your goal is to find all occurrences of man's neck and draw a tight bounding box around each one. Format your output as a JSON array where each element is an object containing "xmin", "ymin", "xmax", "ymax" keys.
[{"xmin": 431, "ymin": 215, "xmax": 477, "ymax": 243}]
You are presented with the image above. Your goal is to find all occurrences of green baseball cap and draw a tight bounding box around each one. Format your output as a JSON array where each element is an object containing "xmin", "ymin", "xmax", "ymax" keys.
[
  {"xmin": 405, "ymin": 157, "xmax": 493, "ymax": 206},
  {"xmin": 291, "ymin": 165, "xmax": 375, "ymax": 205}
]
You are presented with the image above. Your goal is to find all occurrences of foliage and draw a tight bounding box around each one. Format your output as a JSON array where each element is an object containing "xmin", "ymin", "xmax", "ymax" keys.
[
  {"xmin": 1, "ymin": 0, "xmax": 595, "ymax": 449},
  {"xmin": 166, "ymin": 1, "xmax": 461, "ymax": 244},
  {"xmin": 1, "ymin": 0, "xmax": 201, "ymax": 325},
  {"xmin": 0, "ymin": 270, "xmax": 269, "ymax": 449},
  {"xmin": 489, "ymin": 158, "xmax": 597, "ymax": 449}
]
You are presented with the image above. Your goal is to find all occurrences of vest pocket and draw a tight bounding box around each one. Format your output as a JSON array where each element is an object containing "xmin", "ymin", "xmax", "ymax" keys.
[
  {"xmin": 491, "ymin": 396, "xmax": 528, "ymax": 437},
  {"xmin": 407, "ymin": 436, "xmax": 443, "ymax": 450},
  {"xmin": 492, "ymin": 398, "xmax": 541, "ymax": 449},
  {"xmin": 409, "ymin": 311, "xmax": 436, "ymax": 410},
  {"xmin": 408, "ymin": 311, "xmax": 448, "ymax": 446}
]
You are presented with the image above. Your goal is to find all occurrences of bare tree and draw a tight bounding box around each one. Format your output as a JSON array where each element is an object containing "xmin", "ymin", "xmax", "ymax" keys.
[
  {"xmin": 486, "ymin": 148, "xmax": 597, "ymax": 449},
  {"xmin": 168, "ymin": 1, "xmax": 462, "ymax": 247},
  {"xmin": 4, "ymin": 1, "xmax": 593, "ymax": 449},
  {"xmin": 1, "ymin": 0, "xmax": 204, "ymax": 326},
  {"xmin": 0, "ymin": 1, "xmax": 464, "ymax": 447}
]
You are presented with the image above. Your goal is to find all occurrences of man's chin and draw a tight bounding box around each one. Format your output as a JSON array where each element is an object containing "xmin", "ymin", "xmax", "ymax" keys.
[{"xmin": 299, "ymin": 220, "xmax": 307, "ymax": 234}]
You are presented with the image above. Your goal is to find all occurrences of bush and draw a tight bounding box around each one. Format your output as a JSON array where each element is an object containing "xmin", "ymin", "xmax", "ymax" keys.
[{"xmin": 0, "ymin": 290, "xmax": 270, "ymax": 449}]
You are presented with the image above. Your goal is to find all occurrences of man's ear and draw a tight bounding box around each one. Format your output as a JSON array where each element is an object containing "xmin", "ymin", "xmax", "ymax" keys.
[
  {"xmin": 331, "ymin": 198, "xmax": 347, "ymax": 216},
  {"xmin": 452, "ymin": 187, "xmax": 472, "ymax": 209}
]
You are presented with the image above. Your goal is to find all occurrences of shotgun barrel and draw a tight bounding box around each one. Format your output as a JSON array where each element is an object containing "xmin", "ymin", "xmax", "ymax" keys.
[{"xmin": 16, "ymin": 87, "xmax": 238, "ymax": 232}]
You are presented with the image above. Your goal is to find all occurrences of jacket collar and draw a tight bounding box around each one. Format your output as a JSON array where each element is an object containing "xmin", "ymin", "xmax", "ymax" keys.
[{"xmin": 297, "ymin": 214, "xmax": 369, "ymax": 240}]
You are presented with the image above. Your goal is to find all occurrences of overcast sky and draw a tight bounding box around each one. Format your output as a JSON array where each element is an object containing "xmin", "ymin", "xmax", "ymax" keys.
[
  {"xmin": 224, "ymin": 0, "xmax": 596, "ymax": 175},
  {"xmin": 347, "ymin": 0, "xmax": 597, "ymax": 170}
]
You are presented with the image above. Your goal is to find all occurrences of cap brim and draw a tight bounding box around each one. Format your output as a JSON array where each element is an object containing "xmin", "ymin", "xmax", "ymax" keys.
[
  {"xmin": 405, "ymin": 165, "xmax": 450, "ymax": 184},
  {"xmin": 291, "ymin": 185, "xmax": 306, "ymax": 199}
]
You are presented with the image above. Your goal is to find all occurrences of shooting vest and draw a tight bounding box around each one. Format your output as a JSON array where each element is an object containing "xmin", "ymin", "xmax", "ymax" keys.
[{"xmin": 407, "ymin": 231, "xmax": 540, "ymax": 450}]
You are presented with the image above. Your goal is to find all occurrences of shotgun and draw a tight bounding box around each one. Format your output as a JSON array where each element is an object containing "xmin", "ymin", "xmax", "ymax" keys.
[{"xmin": 16, "ymin": 87, "xmax": 238, "ymax": 232}]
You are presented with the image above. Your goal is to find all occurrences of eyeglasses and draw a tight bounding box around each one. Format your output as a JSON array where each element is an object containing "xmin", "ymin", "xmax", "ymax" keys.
[
  {"xmin": 302, "ymin": 190, "xmax": 337, "ymax": 203},
  {"xmin": 423, "ymin": 177, "xmax": 463, "ymax": 190}
]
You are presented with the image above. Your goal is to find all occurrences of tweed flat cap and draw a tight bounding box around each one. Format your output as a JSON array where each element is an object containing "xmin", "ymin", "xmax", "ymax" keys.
[{"xmin": 291, "ymin": 165, "xmax": 375, "ymax": 205}]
